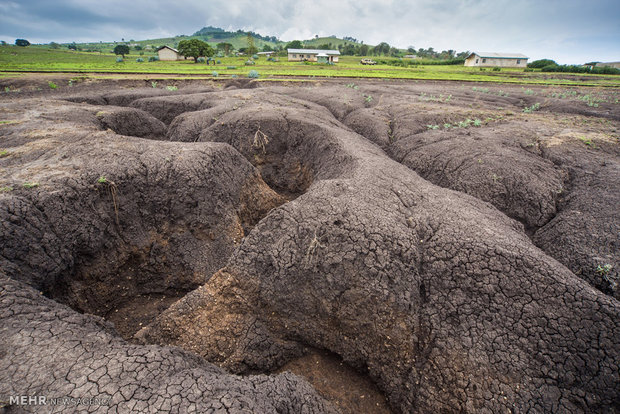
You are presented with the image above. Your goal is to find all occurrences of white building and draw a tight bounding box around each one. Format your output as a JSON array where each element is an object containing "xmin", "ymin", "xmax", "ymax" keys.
[
  {"xmin": 287, "ymin": 49, "xmax": 340, "ymax": 63},
  {"xmin": 464, "ymin": 52, "xmax": 528, "ymax": 68},
  {"xmin": 157, "ymin": 46, "xmax": 184, "ymax": 61}
]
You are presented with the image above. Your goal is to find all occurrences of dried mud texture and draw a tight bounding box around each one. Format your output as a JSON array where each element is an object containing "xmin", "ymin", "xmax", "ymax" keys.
[
  {"xmin": 1, "ymin": 79, "xmax": 619, "ymax": 413},
  {"xmin": 0, "ymin": 275, "xmax": 337, "ymax": 413}
]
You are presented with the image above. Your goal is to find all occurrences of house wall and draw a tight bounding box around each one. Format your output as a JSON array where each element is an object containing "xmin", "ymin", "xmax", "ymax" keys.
[
  {"xmin": 158, "ymin": 48, "xmax": 181, "ymax": 61},
  {"xmin": 288, "ymin": 53, "xmax": 318, "ymax": 62},
  {"xmin": 597, "ymin": 62, "xmax": 620, "ymax": 69},
  {"xmin": 465, "ymin": 55, "xmax": 527, "ymax": 68}
]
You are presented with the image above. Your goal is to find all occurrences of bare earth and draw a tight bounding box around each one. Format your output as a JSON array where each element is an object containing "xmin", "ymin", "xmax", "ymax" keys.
[{"xmin": 0, "ymin": 76, "xmax": 618, "ymax": 413}]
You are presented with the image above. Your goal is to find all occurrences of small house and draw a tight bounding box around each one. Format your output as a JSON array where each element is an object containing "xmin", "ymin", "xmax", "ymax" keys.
[
  {"xmin": 464, "ymin": 52, "xmax": 528, "ymax": 68},
  {"xmin": 596, "ymin": 61, "xmax": 620, "ymax": 69},
  {"xmin": 157, "ymin": 46, "xmax": 184, "ymax": 61},
  {"xmin": 287, "ymin": 49, "xmax": 340, "ymax": 63},
  {"xmin": 257, "ymin": 51, "xmax": 275, "ymax": 56}
]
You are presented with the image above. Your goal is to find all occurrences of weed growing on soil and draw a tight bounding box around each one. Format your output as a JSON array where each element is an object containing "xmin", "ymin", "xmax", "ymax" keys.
[
  {"xmin": 97, "ymin": 176, "xmax": 107, "ymax": 184},
  {"xmin": 491, "ymin": 173, "xmax": 502, "ymax": 183},
  {"xmin": 419, "ymin": 93, "xmax": 452, "ymax": 102},
  {"xmin": 0, "ymin": 149, "xmax": 8, "ymax": 157},
  {"xmin": 48, "ymin": 81, "xmax": 57, "ymax": 89},
  {"xmin": 151, "ymin": 81, "xmax": 157, "ymax": 88},
  {"xmin": 472, "ymin": 86, "xmax": 490, "ymax": 93},
  {"xmin": 0, "ymin": 186, "xmax": 13, "ymax": 192},
  {"xmin": 252, "ymin": 126, "xmax": 269, "ymax": 153},
  {"xmin": 166, "ymin": 86, "xmax": 178, "ymax": 91},
  {"xmin": 3, "ymin": 87, "xmax": 9, "ymax": 93},
  {"xmin": 523, "ymin": 88, "xmax": 535, "ymax": 95},
  {"xmin": 22, "ymin": 182, "xmax": 39, "ymax": 189},
  {"xmin": 427, "ymin": 124, "xmax": 439, "ymax": 130},
  {"xmin": 579, "ymin": 136, "xmax": 597, "ymax": 148},
  {"xmin": 523, "ymin": 103, "xmax": 541, "ymax": 113},
  {"xmin": 212, "ymin": 71, "xmax": 218, "ymax": 77},
  {"xmin": 248, "ymin": 70, "xmax": 259, "ymax": 78},
  {"xmin": 597, "ymin": 264, "xmax": 613, "ymax": 275},
  {"xmin": 364, "ymin": 94, "xmax": 373, "ymax": 103},
  {"xmin": 346, "ymin": 83, "xmax": 359, "ymax": 89}
]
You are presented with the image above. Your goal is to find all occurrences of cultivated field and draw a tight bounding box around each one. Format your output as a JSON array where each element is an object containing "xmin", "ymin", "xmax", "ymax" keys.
[
  {"xmin": 2, "ymin": 45, "xmax": 620, "ymax": 86},
  {"xmin": 0, "ymin": 76, "xmax": 618, "ymax": 413}
]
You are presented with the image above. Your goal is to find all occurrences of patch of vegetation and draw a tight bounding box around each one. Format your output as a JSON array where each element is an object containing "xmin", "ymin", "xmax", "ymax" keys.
[
  {"xmin": 523, "ymin": 88, "xmax": 535, "ymax": 95},
  {"xmin": 148, "ymin": 56, "xmax": 158, "ymax": 62},
  {"xmin": 97, "ymin": 176, "xmax": 107, "ymax": 184},
  {"xmin": 211, "ymin": 71, "xmax": 218, "ymax": 77},
  {"xmin": 597, "ymin": 264, "xmax": 613, "ymax": 275},
  {"xmin": 523, "ymin": 103, "xmax": 541, "ymax": 113},
  {"xmin": 48, "ymin": 81, "xmax": 57, "ymax": 89},
  {"xmin": 136, "ymin": 58, "xmax": 144, "ymax": 63},
  {"xmin": 0, "ymin": 149, "xmax": 7, "ymax": 157},
  {"xmin": 364, "ymin": 94, "xmax": 373, "ymax": 103},
  {"xmin": 166, "ymin": 85, "xmax": 178, "ymax": 91},
  {"xmin": 151, "ymin": 81, "xmax": 158, "ymax": 88},
  {"xmin": 22, "ymin": 182, "xmax": 39, "ymax": 189},
  {"xmin": 579, "ymin": 136, "xmax": 596, "ymax": 148},
  {"xmin": 419, "ymin": 92, "xmax": 451, "ymax": 102},
  {"xmin": 248, "ymin": 70, "xmax": 259, "ymax": 78},
  {"xmin": 0, "ymin": 186, "xmax": 13, "ymax": 192},
  {"xmin": 346, "ymin": 83, "xmax": 359, "ymax": 89},
  {"xmin": 426, "ymin": 124, "xmax": 439, "ymax": 130}
]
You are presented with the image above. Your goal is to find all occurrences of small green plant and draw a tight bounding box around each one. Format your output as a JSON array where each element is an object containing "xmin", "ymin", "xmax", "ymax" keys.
[
  {"xmin": 346, "ymin": 83, "xmax": 359, "ymax": 89},
  {"xmin": 48, "ymin": 81, "xmax": 57, "ymax": 89},
  {"xmin": 245, "ymin": 60, "xmax": 256, "ymax": 66},
  {"xmin": 151, "ymin": 81, "xmax": 158, "ymax": 88},
  {"xmin": 579, "ymin": 136, "xmax": 596, "ymax": 148},
  {"xmin": 231, "ymin": 74, "xmax": 238, "ymax": 78},
  {"xmin": 211, "ymin": 71, "xmax": 218, "ymax": 77},
  {"xmin": 473, "ymin": 119, "xmax": 482, "ymax": 127},
  {"xmin": 136, "ymin": 57, "xmax": 144, "ymax": 62},
  {"xmin": 148, "ymin": 56, "xmax": 159, "ymax": 62},
  {"xmin": 492, "ymin": 67, "xmax": 501, "ymax": 71},
  {"xmin": 166, "ymin": 85, "xmax": 178, "ymax": 91},
  {"xmin": 443, "ymin": 123, "xmax": 452, "ymax": 129},
  {"xmin": 116, "ymin": 57, "xmax": 123, "ymax": 63},
  {"xmin": 248, "ymin": 70, "xmax": 259, "ymax": 79},
  {"xmin": 597, "ymin": 264, "xmax": 612, "ymax": 274},
  {"xmin": 23, "ymin": 182, "xmax": 39, "ymax": 189},
  {"xmin": 523, "ymin": 103, "xmax": 541, "ymax": 113},
  {"xmin": 0, "ymin": 149, "xmax": 8, "ymax": 157},
  {"xmin": 491, "ymin": 173, "xmax": 501, "ymax": 183},
  {"xmin": 0, "ymin": 186, "xmax": 13, "ymax": 192},
  {"xmin": 4, "ymin": 87, "xmax": 10, "ymax": 93},
  {"xmin": 364, "ymin": 94, "xmax": 373, "ymax": 103},
  {"xmin": 426, "ymin": 124, "xmax": 439, "ymax": 130},
  {"xmin": 523, "ymin": 88, "xmax": 535, "ymax": 95},
  {"xmin": 97, "ymin": 176, "xmax": 107, "ymax": 184}
]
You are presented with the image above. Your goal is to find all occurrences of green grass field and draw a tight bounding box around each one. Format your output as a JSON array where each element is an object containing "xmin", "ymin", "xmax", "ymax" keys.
[{"xmin": 2, "ymin": 45, "xmax": 620, "ymax": 86}]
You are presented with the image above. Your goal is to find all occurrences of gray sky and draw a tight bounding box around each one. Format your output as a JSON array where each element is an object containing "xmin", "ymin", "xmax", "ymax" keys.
[{"xmin": 1, "ymin": 0, "xmax": 618, "ymax": 64}]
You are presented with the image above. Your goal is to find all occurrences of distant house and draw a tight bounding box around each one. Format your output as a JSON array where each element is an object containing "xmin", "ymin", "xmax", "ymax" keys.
[
  {"xmin": 257, "ymin": 51, "xmax": 275, "ymax": 56},
  {"xmin": 157, "ymin": 46, "xmax": 184, "ymax": 61},
  {"xmin": 464, "ymin": 52, "xmax": 528, "ymax": 68},
  {"xmin": 403, "ymin": 54, "xmax": 419, "ymax": 59},
  {"xmin": 287, "ymin": 49, "xmax": 340, "ymax": 63},
  {"xmin": 596, "ymin": 61, "xmax": 620, "ymax": 69}
]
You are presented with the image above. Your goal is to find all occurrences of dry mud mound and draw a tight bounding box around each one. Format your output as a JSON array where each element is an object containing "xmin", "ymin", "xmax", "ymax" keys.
[{"xmin": 0, "ymin": 80, "xmax": 619, "ymax": 413}]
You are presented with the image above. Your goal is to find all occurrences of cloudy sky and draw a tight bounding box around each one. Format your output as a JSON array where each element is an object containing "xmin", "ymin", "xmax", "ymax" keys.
[{"xmin": 1, "ymin": 0, "xmax": 618, "ymax": 64}]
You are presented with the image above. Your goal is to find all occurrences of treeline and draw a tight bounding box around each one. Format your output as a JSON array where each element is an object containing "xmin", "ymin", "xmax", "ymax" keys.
[{"xmin": 528, "ymin": 59, "xmax": 620, "ymax": 75}]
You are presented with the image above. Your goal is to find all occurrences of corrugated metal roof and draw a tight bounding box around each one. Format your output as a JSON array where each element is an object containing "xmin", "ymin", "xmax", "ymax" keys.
[
  {"xmin": 157, "ymin": 46, "xmax": 180, "ymax": 53},
  {"xmin": 288, "ymin": 49, "xmax": 340, "ymax": 55},
  {"xmin": 469, "ymin": 52, "xmax": 529, "ymax": 59}
]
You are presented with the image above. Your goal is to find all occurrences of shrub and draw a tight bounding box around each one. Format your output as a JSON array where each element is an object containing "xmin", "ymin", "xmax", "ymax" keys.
[
  {"xmin": 212, "ymin": 71, "xmax": 218, "ymax": 77},
  {"xmin": 116, "ymin": 57, "xmax": 123, "ymax": 63},
  {"xmin": 136, "ymin": 57, "xmax": 144, "ymax": 62},
  {"xmin": 197, "ymin": 57, "xmax": 206, "ymax": 63},
  {"xmin": 523, "ymin": 102, "xmax": 541, "ymax": 113},
  {"xmin": 492, "ymin": 67, "xmax": 501, "ymax": 71},
  {"xmin": 528, "ymin": 59, "xmax": 556, "ymax": 69},
  {"xmin": 245, "ymin": 60, "xmax": 256, "ymax": 65},
  {"xmin": 216, "ymin": 60, "xmax": 221, "ymax": 64},
  {"xmin": 148, "ymin": 56, "xmax": 159, "ymax": 62},
  {"xmin": 231, "ymin": 74, "xmax": 238, "ymax": 78},
  {"xmin": 248, "ymin": 70, "xmax": 259, "ymax": 79},
  {"xmin": 252, "ymin": 54, "xmax": 259, "ymax": 59}
]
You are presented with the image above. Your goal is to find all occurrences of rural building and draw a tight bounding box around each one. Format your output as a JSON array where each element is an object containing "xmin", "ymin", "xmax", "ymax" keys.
[
  {"xmin": 596, "ymin": 61, "xmax": 620, "ymax": 69},
  {"xmin": 287, "ymin": 49, "xmax": 340, "ymax": 63},
  {"xmin": 257, "ymin": 51, "xmax": 275, "ymax": 56},
  {"xmin": 157, "ymin": 46, "xmax": 184, "ymax": 61},
  {"xmin": 464, "ymin": 52, "xmax": 528, "ymax": 68}
]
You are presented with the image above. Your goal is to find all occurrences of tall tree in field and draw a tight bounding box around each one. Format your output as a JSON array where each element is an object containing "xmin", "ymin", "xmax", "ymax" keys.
[
  {"xmin": 246, "ymin": 33, "xmax": 257, "ymax": 55},
  {"xmin": 177, "ymin": 39, "xmax": 214, "ymax": 62},
  {"xmin": 216, "ymin": 42, "xmax": 233, "ymax": 55},
  {"xmin": 15, "ymin": 39, "xmax": 30, "ymax": 47},
  {"xmin": 113, "ymin": 44, "xmax": 129, "ymax": 58}
]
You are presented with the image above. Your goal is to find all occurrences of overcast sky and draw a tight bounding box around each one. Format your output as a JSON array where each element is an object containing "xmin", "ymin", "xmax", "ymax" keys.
[{"xmin": 1, "ymin": 0, "xmax": 618, "ymax": 64}]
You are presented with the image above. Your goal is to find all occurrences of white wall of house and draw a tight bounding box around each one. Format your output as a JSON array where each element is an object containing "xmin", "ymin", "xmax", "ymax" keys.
[
  {"xmin": 288, "ymin": 52, "xmax": 318, "ymax": 62},
  {"xmin": 465, "ymin": 54, "xmax": 528, "ymax": 68},
  {"xmin": 158, "ymin": 48, "xmax": 182, "ymax": 61}
]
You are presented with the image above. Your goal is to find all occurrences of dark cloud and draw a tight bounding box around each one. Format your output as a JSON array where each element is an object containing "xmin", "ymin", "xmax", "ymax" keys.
[{"xmin": 0, "ymin": 0, "xmax": 618, "ymax": 64}]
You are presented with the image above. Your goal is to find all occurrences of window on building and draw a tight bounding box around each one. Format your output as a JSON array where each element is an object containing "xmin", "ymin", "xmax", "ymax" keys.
[
  {"xmin": 293, "ymin": 54, "xmax": 297, "ymax": 58},
  {"xmin": 475, "ymin": 59, "xmax": 479, "ymax": 64},
  {"xmin": 482, "ymin": 58, "xmax": 486, "ymax": 63},
  {"xmin": 517, "ymin": 60, "xmax": 520, "ymax": 64}
]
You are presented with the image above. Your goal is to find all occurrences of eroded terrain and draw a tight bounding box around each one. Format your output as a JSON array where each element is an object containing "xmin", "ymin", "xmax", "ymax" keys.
[{"xmin": 0, "ymin": 77, "xmax": 618, "ymax": 413}]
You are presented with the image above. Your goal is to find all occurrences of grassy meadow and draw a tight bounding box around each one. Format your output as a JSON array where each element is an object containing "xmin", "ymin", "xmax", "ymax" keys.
[{"xmin": 2, "ymin": 45, "xmax": 620, "ymax": 87}]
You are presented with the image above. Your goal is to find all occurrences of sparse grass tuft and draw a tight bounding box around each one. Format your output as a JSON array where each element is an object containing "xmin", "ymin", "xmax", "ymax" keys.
[
  {"xmin": 23, "ymin": 182, "xmax": 39, "ymax": 189},
  {"xmin": 0, "ymin": 186, "xmax": 13, "ymax": 192},
  {"xmin": 166, "ymin": 85, "xmax": 178, "ymax": 91},
  {"xmin": 48, "ymin": 81, "xmax": 57, "ymax": 89},
  {"xmin": 523, "ymin": 103, "xmax": 541, "ymax": 113},
  {"xmin": 0, "ymin": 149, "xmax": 8, "ymax": 157}
]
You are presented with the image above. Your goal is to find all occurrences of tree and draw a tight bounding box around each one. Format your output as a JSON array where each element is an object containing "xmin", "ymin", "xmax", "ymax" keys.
[
  {"xmin": 134, "ymin": 45, "xmax": 142, "ymax": 51},
  {"xmin": 285, "ymin": 40, "xmax": 303, "ymax": 49},
  {"xmin": 15, "ymin": 39, "xmax": 30, "ymax": 47},
  {"xmin": 216, "ymin": 42, "xmax": 233, "ymax": 55},
  {"xmin": 113, "ymin": 44, "xmax": 130, "ymax": 58},
  {"xmin": 177, "ymin": 39, "xmax": 213, "ymax": 63},
  {"xmin": 359, "ymin": 44, "xmax": 369, "ymax": 56},
  {"xmin": 68, "ymin": 42, "xmax": 77, "ymax": 50},
  {"xmin": 246, "ymin": 33, "xmax": 257, "ymax": 55},
  {"xmin": 49, "ymin": 42, "xmax": 60, "ymax": 49}
]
